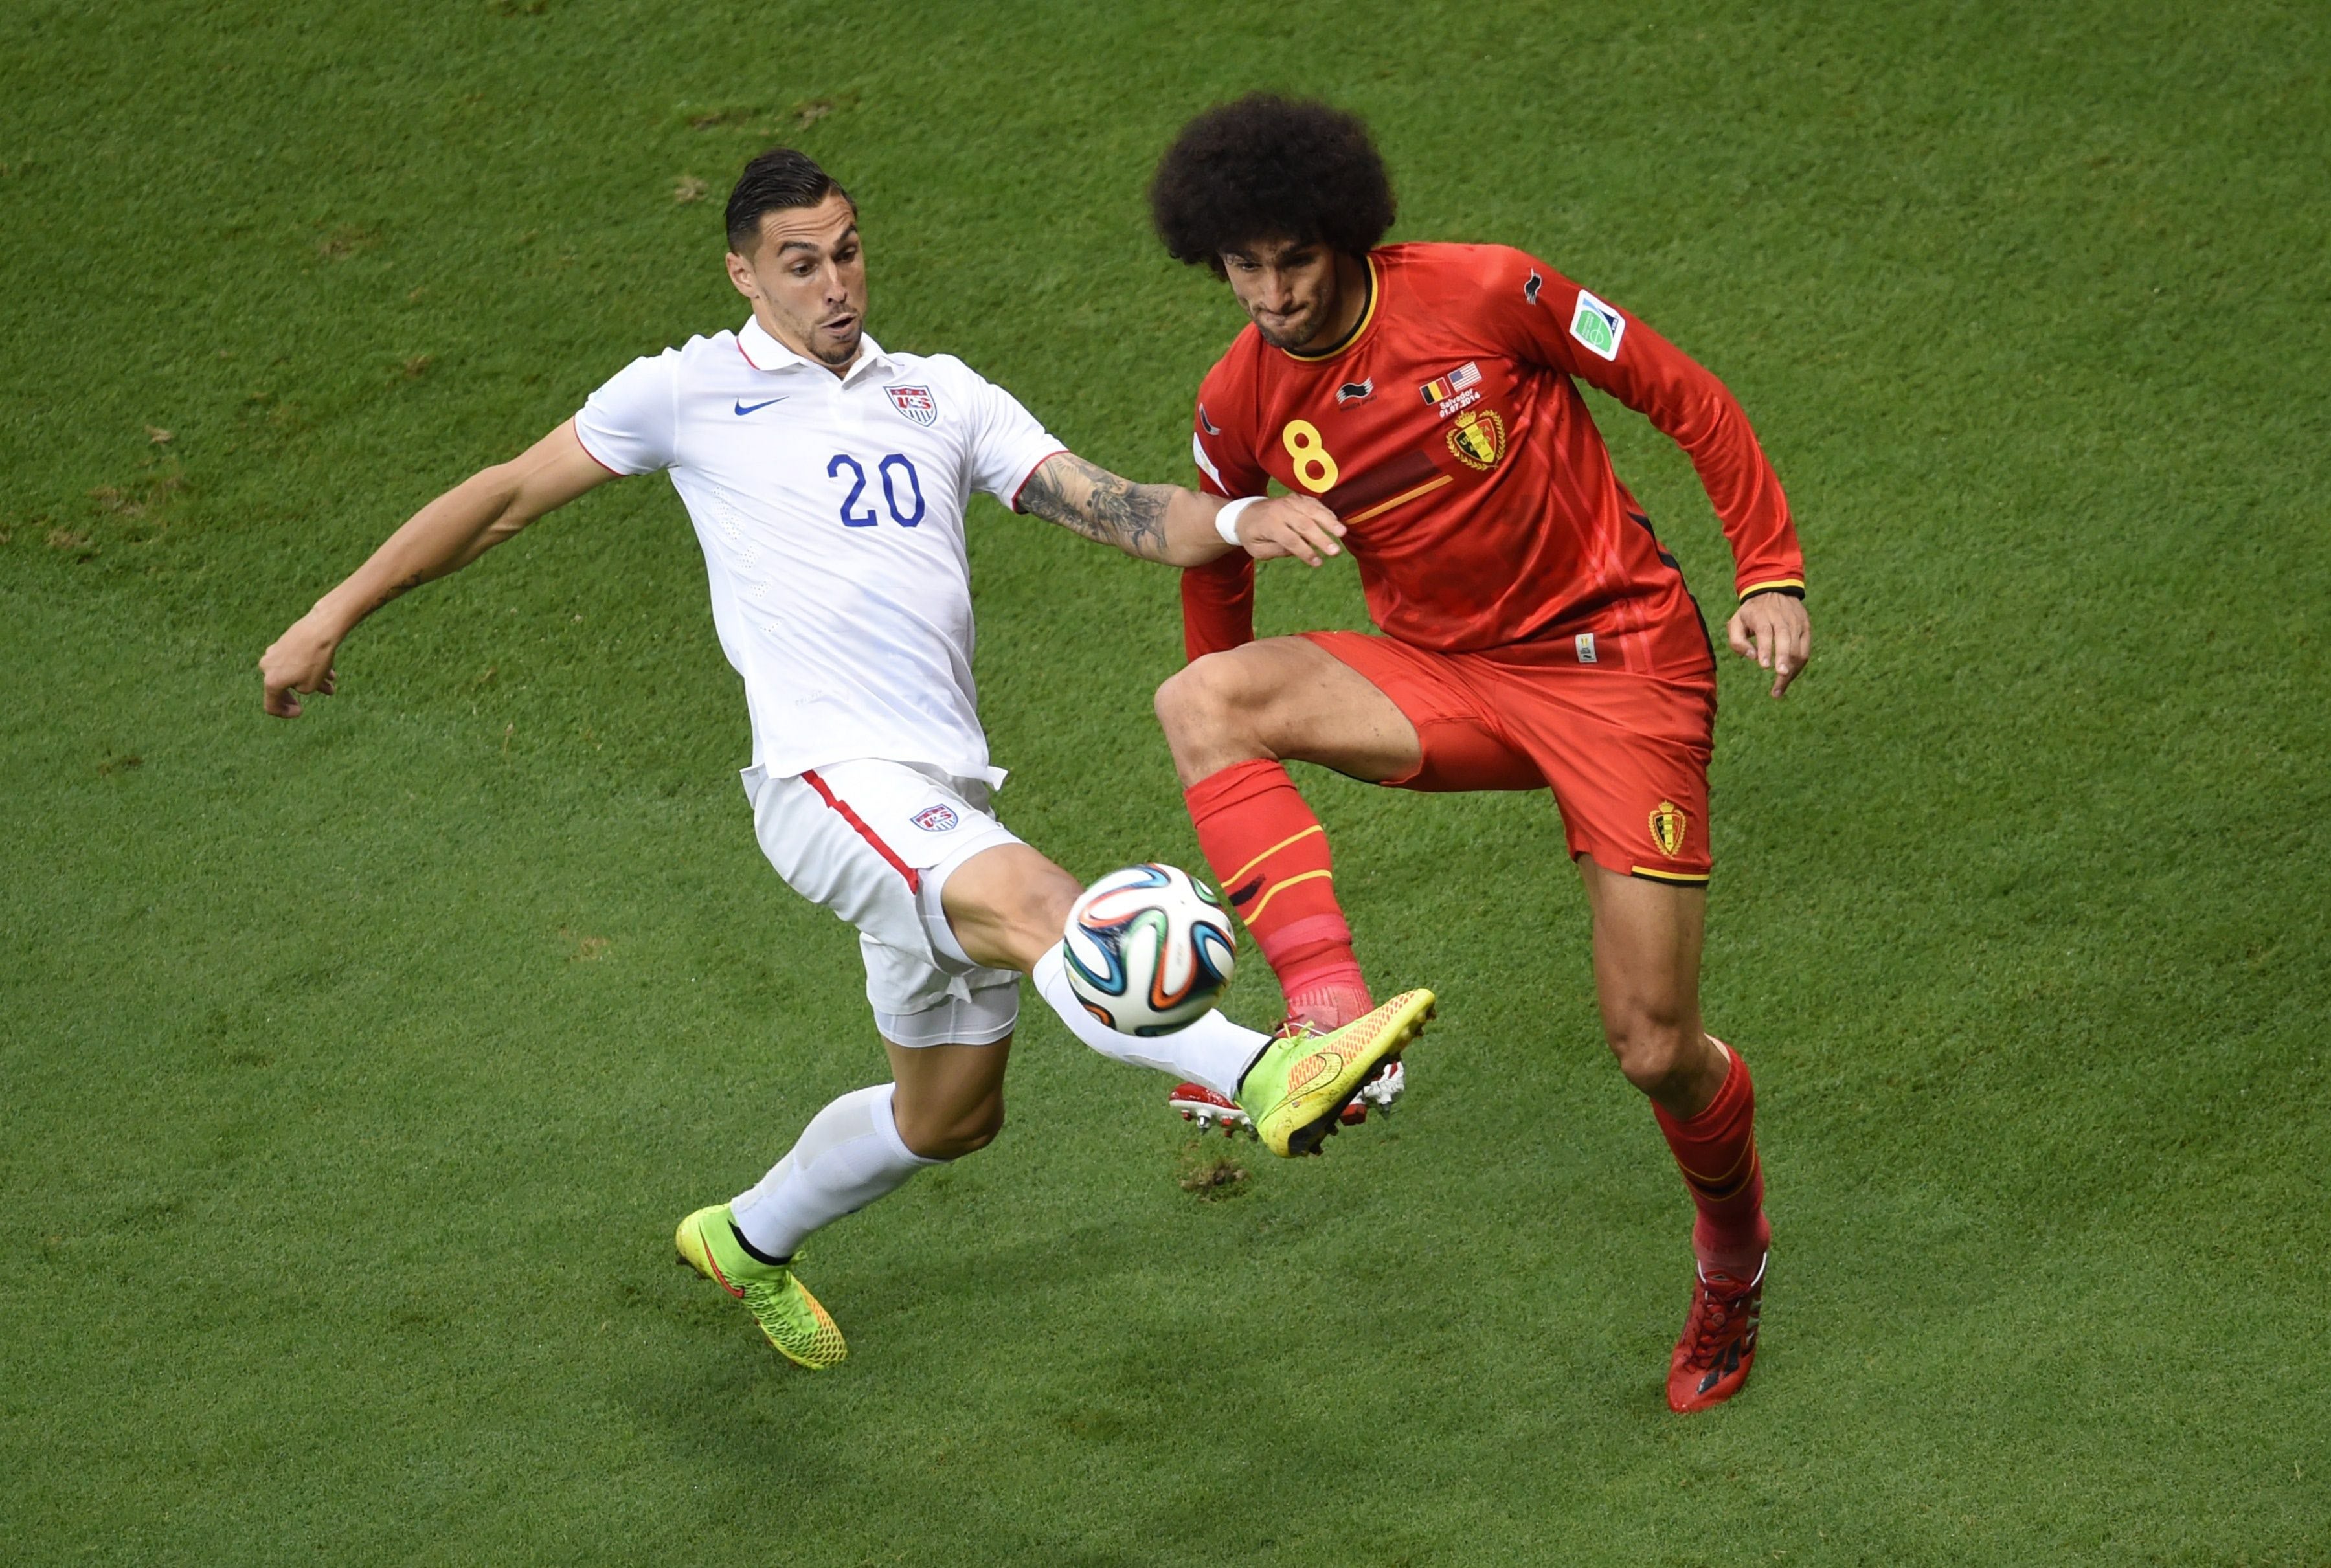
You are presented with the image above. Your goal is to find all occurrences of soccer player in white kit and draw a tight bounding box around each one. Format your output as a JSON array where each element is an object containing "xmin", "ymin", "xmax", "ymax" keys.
[{"xmin": 259, "ymin": 148, "xmax": 1434, "ymax": 1369}]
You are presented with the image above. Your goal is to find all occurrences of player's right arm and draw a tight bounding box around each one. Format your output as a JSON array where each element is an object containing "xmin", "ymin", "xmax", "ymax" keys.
[
  {"xmin": 259, "ymin": 420, "xmax": 618, "ymax": 717},
  {"xmin": 1014, "ymin": 451, "xmax": 1343, "ymax": 568},
  {"xmin": 1180, "ymin": 361, "xmax": 1274, "ymax": 660},
  {"xmin": 952, "ymin": 353, "xmax": 1340, "ymax": 570}
]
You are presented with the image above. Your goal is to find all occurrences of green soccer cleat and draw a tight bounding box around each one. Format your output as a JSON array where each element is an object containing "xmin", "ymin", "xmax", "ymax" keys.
[
  {"xmin": 1235, "ymin": 989, "xmax": 1436, "ymax": 1158},
  {"xmin": 673, "ymin": 1203, "xmax": 848, "ymax": 1370}
]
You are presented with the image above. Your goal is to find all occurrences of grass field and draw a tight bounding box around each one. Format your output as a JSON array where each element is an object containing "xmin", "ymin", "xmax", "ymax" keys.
[{"xmin": 5, "ymin": 1, "xmax": 2328, "ymax": 1562}]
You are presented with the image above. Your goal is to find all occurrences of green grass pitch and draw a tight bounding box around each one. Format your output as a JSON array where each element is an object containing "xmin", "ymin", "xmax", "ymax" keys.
[{"xmin": 3, "ymin": 1, "xmax": 2326, "ymax": 1562}]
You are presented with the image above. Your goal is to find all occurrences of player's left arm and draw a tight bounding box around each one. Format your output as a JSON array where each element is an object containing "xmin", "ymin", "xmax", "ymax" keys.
[
  {"xmin": 1015, "ymin": 451, "xmax": 1346, "ymax": 568},
  {"xmin": 1496, "ymin": 249, "xmax": 1810, "ymax": 697}
]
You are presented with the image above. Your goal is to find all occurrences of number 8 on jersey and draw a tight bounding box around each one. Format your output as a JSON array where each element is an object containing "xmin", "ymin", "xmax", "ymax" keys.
[{"xmin": 1281, "ymin": 419, "xmax": 1340, "ymax": 494}]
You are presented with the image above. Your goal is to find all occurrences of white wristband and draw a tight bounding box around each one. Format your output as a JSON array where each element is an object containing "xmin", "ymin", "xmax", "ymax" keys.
[{"xmin": 1215, "ymin": 495, "xmax": 1263, "ymax": 546}]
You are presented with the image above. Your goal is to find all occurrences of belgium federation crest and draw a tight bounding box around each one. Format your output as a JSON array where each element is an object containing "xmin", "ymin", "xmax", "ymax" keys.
[
  {"xmin": 1445, "ymin": 408, "xmax": 1506, "ymax": 471},
  {"xmin": 1649, "ymin": 800, "xmax": 1689, "ymax": 859}
]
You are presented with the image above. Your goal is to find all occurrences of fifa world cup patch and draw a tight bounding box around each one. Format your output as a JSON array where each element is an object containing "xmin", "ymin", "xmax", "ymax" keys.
[
  {"xmin": 1445, "ymin": 409, "xmax": 1506, "ymax": 471},
  {"xmin": 886, "ymin": 385, "xmax": 938, "ymax": 425},
  {"xmin": 1570, "ymin": 290, "xmax": 1626, "ymax": 361},
  {"xmin": 910, "ymin": 803, "xmax": 960, "ymax": 833},
  {"xmin": 1649, "ymin": 800, "xmax": 1689, "ymax": 858}
]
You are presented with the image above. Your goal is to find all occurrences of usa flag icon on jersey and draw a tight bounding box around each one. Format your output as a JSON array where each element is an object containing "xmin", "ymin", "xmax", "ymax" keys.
[
  {"xmin": 886, "ymin": 385, "xmax": 938, "ymax": 426},
  {"xmin": 910, "ymin": 804, "xmax": 959, "ymax": 832}
]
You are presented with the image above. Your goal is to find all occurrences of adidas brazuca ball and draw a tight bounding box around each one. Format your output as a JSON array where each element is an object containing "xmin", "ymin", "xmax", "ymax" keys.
[{"xmin": 1061, "ymin": 864, "xmax": 1236, "ymax": 1036}]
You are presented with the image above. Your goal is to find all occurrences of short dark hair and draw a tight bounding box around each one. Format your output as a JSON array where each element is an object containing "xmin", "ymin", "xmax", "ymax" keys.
[
  {"xmin": 1149, "ymin": 95, "xmax": 1395, "ymax": 273},
  {"xmin": 725, "ymin": 146, "xmax": 851, "ymax": 254}
]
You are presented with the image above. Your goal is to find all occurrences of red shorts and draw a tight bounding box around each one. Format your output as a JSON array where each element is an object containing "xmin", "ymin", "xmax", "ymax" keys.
[{"xmin": 1304, "ymin": 630, "xmax": 1717, "ymax": 884}]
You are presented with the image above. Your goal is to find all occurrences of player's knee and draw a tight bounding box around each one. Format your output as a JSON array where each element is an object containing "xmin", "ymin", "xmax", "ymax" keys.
[
  {"xmin": 1604, "ymin": 1007, "xmax": 1698, "ymax": 1097},
  {"xmin": 1154, "ymin": 653, "xmax": 1255, "ymax": 746},
  {"xmin": 983, "ymin": 862, "xmax": 1079, "ymax": 969},
  {"xmin": 898, "ymin": 1097, "xmax": 1004, "ymax": 1160},
  {"xmin": 943, "ymin": 845, "xmax": 1080, "ymax": 970},
  {"xmin": 1015, "ymin": 862, "xmax": 1083, "ymax": 946}
]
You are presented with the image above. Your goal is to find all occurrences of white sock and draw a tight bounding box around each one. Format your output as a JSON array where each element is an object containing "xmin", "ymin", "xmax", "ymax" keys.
[
  {"xmin": 1031, "ymin": 945, "xmax": 1267, "ymax": 1099},
  {"xmin": 730, "ymin": 1082, "xmax": 941, "ymax": 1259}
]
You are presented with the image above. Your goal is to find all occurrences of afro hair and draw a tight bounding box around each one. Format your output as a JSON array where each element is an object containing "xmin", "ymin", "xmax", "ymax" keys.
[{"xmin": 1149, "ymin": 94, "xmax": 1395, "ymax": 272}]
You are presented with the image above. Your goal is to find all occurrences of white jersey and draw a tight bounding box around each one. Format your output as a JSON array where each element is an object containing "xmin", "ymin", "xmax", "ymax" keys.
[{"xmin": 573, "ymin": 317, "xmax": 1064, "ymax": 784}]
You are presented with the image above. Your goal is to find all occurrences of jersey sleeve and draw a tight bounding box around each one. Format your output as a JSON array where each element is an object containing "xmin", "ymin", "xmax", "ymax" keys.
[
  {"xmin": 1181, "ymin": 359, "xmax": 1271, "ymax": 660},
  {"xmin": 1489, "ymin": 248, "xmax": 1805, "ymax": 600},
  {"xmin": 572, "ymin": 351, "xmax": 681, "ymax": 476},
  {"xmin": 941, "ymin": 360, "xmax": 1068, "ymax": 511}
]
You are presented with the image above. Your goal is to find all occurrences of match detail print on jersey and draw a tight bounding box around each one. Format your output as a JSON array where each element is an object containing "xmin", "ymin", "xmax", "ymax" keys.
[{"xmin": 1419, "ymin": 361, "xmax": 1482, "ymax": 405}]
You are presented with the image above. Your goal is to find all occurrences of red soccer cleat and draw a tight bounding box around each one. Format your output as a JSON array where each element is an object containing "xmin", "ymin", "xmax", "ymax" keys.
[
  {"xmin": 1667, "ymin": 1255, "xmax": 1764, "ymax": 1413},
  {"xmin": 1168, "ymin": 1057, "xmax": 1404, "ymax": 1136},
  {"xmin": 1167, "ymin": 1081, "xmax": 1250, "ymax": 1135}
]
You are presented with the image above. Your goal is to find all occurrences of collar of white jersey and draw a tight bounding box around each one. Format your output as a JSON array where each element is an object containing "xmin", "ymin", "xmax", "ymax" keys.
[{"xmin": 736, "ymin": 316, "xmax": 892, "ymax": 384}]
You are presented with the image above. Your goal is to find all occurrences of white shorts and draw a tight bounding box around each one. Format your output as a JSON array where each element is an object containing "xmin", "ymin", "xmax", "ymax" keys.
[{"xmin": 743, "ymin": 758, "xmax": 1024, "ymax": 1047}]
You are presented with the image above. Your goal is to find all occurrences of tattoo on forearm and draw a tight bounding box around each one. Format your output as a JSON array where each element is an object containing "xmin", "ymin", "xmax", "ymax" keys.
[
  {"xmin": 1019, "ymin": 454, "xmax": 1170, "ymax": 559},
  {"xmin": 374, "ymin": 572, "xmax": 426, "ymax": 610}
]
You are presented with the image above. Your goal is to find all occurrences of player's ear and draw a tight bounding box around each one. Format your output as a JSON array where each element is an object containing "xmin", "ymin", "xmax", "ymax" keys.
[{"xmin": 725, "ymin": 249, "xmax": 759, "ymax": 301}]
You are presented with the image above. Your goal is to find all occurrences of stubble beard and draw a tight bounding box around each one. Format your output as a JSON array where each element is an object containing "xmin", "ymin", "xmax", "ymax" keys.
[
  {"xmin": 1249, "ymin": 307, "xmax": 1319, "ymax": 352},
  {"xmin": 811, "ymin": 326, "xmax": 860, "ymax": 367}
]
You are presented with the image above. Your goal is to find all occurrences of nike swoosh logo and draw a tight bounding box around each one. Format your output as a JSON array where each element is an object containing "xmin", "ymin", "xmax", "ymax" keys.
[{"xmin": 734, "ymin": 398, "xmax": 788, "ymax": 416}]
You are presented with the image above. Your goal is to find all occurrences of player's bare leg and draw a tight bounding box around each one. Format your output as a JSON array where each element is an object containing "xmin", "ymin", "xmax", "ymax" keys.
[
  {"xmin": 885, "ymin": 1036, "xmax": 1011, "ymax": 1158},
  {"xmin": 1577, "ymin": 858, "xmax": 1769, "ymax": 1413},
  {"xmin": 930, "ymin": 840, "xmax": 1266, "ymax": 1103},
  {"xmin": 1158, "ymin": 636, "xmax": 1424, "ymax": 787},
  {"xmin": 1155, "ymin": 637, "xmax": 1415, "ymax": 1034},
  {"xmin": 937, "ymin": 840, "xmax": 1086, "ymax": 972},
  {"xmin": 940, "ymin": 836, "xmax": 1428, "ymax": 1154},
  {"xmin": 1575, "ymin": 860, "xmax": 1724, "ymax": 1115}
]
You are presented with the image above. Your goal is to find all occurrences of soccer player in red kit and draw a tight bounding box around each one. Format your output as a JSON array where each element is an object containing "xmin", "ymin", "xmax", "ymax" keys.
[{"xmin": 1143, "ymin": 96, "xmax": 1812, "ymax": 1413}]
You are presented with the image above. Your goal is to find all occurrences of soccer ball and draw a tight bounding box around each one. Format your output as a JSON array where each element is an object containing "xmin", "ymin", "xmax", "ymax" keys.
[{"xmin": 1061, "ymin": 864, "xmax": 1236, "ymax": 1036}]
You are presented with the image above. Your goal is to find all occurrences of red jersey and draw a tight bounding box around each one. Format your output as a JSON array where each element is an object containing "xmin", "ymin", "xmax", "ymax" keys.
[{"xmin": 1183, "ymin": 243, "xmax": 1803, "ymax": 678}]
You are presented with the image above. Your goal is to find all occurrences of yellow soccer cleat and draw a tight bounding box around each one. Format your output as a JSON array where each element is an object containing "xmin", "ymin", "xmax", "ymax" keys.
[
  {"xmin": 673, "ymin": 1203, "xmax": 848, "ymax": 1369},
  {"xmin": 1235, "ymin": 989, "xmax": 1436, "ymax": 1158}
]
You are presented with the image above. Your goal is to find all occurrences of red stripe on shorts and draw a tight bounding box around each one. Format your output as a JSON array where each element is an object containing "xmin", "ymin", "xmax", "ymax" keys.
[{"xmin": 801, "ymin": 769, "xmax": 921, "ymax": 892}]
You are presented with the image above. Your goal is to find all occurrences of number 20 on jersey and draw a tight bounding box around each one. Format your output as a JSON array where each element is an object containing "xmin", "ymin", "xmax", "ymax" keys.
[{"xmin": 828, "ymin": 453, "xmax": 926, "ymax": 527}]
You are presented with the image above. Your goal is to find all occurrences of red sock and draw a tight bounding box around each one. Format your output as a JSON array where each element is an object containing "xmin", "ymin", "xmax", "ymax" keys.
[
  {"xmin": 1652, "ymin": 1040, "xmax": 1770, "ymax": 1274},
  {"xmin": 1184, "ymin": 759, "xmax": 1371, "ymax": 1028}
]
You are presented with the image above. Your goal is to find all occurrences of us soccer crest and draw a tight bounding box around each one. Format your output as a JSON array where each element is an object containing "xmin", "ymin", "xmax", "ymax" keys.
[
  {"xmin": 910, "ymin": 803, "xmax": 959, "ymax": 833},
  {"xmin": 886, "ymin": 385, "xmax": 938, "ymax": 426},
  {"xmin": 1649, "ymin": 800, "xmax": 1689, "ymax": 858},
  {"xmin": 1445, "ymin": 409, "xmax": 1506, "ymax": 470}
]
